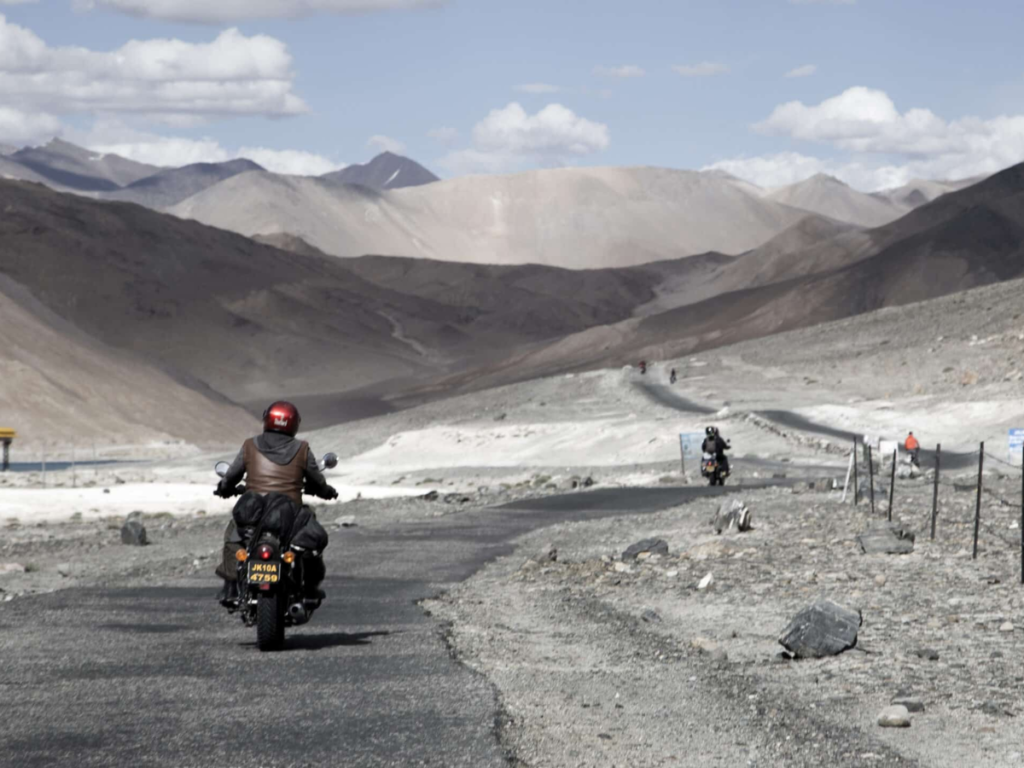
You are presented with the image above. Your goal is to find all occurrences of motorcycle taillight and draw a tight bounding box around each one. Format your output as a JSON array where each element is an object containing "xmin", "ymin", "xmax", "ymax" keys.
[{"xmin": 257, "ymin": 544, "xmax": 275, "ymax": 561}]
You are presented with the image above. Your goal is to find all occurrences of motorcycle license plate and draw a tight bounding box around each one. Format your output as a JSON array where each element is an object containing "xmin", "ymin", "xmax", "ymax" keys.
[{"xmin": 247, "ymin": 561, "xmax": 281, "ymax": 585}]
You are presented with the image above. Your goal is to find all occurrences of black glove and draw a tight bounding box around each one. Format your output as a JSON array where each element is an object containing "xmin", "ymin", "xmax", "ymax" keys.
[
  {"xmin": 215, "ymin": 480, "xmax": 235, "ymax": 499},
  {"xmin": 321, "ymin": 484, "xmax": 339, "ymax": 501}
]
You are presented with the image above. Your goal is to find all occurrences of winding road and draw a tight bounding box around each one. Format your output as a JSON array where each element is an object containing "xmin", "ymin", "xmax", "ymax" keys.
[{"xmin": 1, "ymin": 485, "xmax": 753, "ymax": 768}]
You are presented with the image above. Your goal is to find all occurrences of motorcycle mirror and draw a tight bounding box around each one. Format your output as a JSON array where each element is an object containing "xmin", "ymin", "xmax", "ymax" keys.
[
  {"xmin": 214, "ymin": 461, "xmax": 230, "ymax": 478},
  {"xmin": 320, "ymin": 452, "xmax": 338, "ymax": 471}
]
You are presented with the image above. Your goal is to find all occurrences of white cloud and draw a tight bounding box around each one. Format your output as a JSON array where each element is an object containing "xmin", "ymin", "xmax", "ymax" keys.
[
  {"xmin": 704, "ymin": 152, "xmax": 908, "ymax": 191},
  {"xmin": 0, "ymin": 15, "xmax": 306, "ymax": 118},
  {"xmin": 673, "ymin": 62, "xmax": 729, "ymax": 77},
  {"xmin": 439, "ymin": 102, "xmax": 610, "ymax": 175},
  {"xmin": 709, "ymin": 85, "xmax": 1024, "ymax": 190},
  {"xmin": 427, "ymin": 126, "xmax": 459, "ymax": 144},
  {"xmin": 367, "ymin": 134, "xmax": 406, "ymax": 155},
  {"xmin": 756, "ymin": 86, "xmax": 1024, "ymax": 164},
  {"xmin": 785, "ymin": 64, "xmax": 817, "ymax": 78},
  {"xmin": 514, "ymin": 83, "xmax": 561, "ymax": 94},
  {"xmin": 0, "ymin": 106, "xmax": 61, "ymax": 144},
  {"xmin": 76, "ymin": 122, "xmax": 343, "ymax": 175},
  {"xmin": 78, "ymin": 0, "xmax": 445, "ymax": 23},
  {"xmin": 593, "ymin": 65, "xmax": 645, "ymax": 79}
]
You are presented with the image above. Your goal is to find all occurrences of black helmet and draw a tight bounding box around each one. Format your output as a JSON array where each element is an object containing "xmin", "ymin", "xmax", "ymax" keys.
[{"xmin": 706, "ymin": 426, "xmax": 715, "ymax": 436}]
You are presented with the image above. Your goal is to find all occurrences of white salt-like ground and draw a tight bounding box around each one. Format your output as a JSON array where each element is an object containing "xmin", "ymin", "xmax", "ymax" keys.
[{"xmin": 0, "ymin": 482, "xmax": 432, "ymax": 524}]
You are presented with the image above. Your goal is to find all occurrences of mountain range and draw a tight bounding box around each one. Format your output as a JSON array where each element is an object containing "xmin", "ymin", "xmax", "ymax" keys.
[
  {"xmin": 0, "ymin": 138, "xmax": 983, "ymax": 270},
  {"xmin": 0, "ymin": 137, "xmax": 1015, "ymax": 448}
]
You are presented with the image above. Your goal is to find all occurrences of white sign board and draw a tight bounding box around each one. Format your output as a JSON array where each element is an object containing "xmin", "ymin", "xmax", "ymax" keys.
[
  {"xmin": 1010, "ymin": 429, "xmax": 1024, "ymax": 466},
  {"xmin": 878, "ymin": 440, "xmax": 900, "ymax": 462},
  {"xmin": 679, "ymin": 432, "xmax": 705, "ymax": 457}
]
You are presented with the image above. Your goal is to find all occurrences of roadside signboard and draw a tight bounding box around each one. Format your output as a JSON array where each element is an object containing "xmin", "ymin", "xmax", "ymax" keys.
[
  {"xmin": 879, "ymin": 440, "xmax": 900, "ymax": 462},
  {"xmin": 679, "ymin": 432, "xmax": 704, "ymax": 474},
  {"xmin": 1010, "ymin": 429, "xmax": 1024, "ymax": 466},
  {"xmin": 680, "ymin": 432, "xmax": 704, "ymax": 457}
]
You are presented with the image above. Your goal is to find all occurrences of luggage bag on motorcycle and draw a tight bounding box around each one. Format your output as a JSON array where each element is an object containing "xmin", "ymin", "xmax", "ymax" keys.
[
  {"xmin": 290, "ymin": 513, "xmax": 329, "ymax": 553},
  {"xmin": 231, "ymin": 491, "xmax": 265, "ymax": 528},
  {"xmin": 260, "ymin": 492, "xmax": 299, "ymax": 540}
]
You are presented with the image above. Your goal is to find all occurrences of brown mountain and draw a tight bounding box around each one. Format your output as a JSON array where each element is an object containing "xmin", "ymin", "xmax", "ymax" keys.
[{"xmin": 0, "ymin": 181, "xmax": 668, "ymax": 428}]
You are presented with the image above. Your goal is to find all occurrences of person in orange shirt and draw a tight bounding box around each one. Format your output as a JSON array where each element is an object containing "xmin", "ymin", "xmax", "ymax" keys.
[{"xmin": 904, "ymin": 432, "xmax": 920, "ymax": 466}]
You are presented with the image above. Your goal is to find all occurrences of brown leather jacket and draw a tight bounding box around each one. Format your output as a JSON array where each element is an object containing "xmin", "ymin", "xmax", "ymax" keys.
[
  {"xmin": 243, "ymin": 437, "xmax": 308, "ymax": 505},
  {"xmin": 220, "ymin": 432, "xmax": 329, "ymax": 506}
]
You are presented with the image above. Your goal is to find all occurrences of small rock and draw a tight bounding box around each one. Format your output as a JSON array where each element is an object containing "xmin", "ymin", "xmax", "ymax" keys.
[
  {"xmin": 421, "ymin": 490, "xmax": 440, "ymax": 502},
  {"xmin": 665, "ymin": 570, "xmax": 679, "ymax": 578},
  {"xmin": 977, "ymin": 701, "xmax": 1014, "ymax": 718},
  {"xmin": 911, "ymin": 648, "xmax": 940, "ymax": 661},
  {"xmin": 712, "ymin": 499, "xmax": 753, "ymax": 535},
  {"xmin": 120, "ymin": 519, "xmax": 148, "ymax": 546},
  {"xmin": 877, "ymin": 705, "xmax": 911, "ymax": 728},
  {"xmin": 334, "ymin": 516, "xmax": 357, "ymax": 527},
  {"xmin": 892, "ymin": 696, "xmax": 925, "ymax": 713},
  {"xmin": 697, "ymin": 572, "xmax": 714, "ymax": 590},
  {"xmin": 0, "ymin": 563, "xmax": 27, "ymax": 575},
  {"xmin": 613, "ymin": 562, "xmax": 633, "ymax": 574},
  {"xmin": 857, "ymin": 524, "xmax": 915, "ymax": 555},
  {"xmin": 622, "ymin": 538, "xmax": 669, "ymax": 561},
  {"xmin": 641, "ymin": 609, "xmax": 661, "ymax": 623},
  {"xmin": 874, "ymin": 574, "xmax": 887, "ymax": 587},
  {"xmin": 778, "ymin": 599, "xmax": 861, "ymax": 658},
  {"xmin": 1000, "ymin": 621, "xmax": 1014, "ymax": 633},
  {"xmin": 493, "ymin": 412, "xmax": 507, "ymax": 422},
  {"xmin": 56, "ymin": 563, "xmax": 72, "ymax": 578}
]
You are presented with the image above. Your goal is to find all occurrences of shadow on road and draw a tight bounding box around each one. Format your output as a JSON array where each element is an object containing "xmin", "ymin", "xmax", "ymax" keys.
[{"xmin": 238, "ymin": 630, "xmax": 393, "ymax": 651}]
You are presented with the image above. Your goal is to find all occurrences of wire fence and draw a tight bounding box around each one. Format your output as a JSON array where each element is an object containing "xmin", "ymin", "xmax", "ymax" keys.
[{"xmin": 849, "ymin": 439, "xmax": 1024, "ymax": 583}]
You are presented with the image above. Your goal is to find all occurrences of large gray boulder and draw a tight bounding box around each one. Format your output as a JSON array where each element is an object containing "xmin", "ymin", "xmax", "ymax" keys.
[
  {"xmin": 857, "ymin": 524, "xmax": 915, "ymax": 555},
  {"xmin": 712, "ymin": 499, "xmax": 752, "ymax": 534},
  {"xmin": 622, "ymin": 538, "xmax": 669, "ymax": 561},
  {"xmin": 779, "ymin": 599, "xmax": 862, "ymax": 658}
]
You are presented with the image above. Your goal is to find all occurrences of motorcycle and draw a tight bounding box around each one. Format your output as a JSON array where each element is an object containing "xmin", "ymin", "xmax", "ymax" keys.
[
  {"xmin": 669, "ymin": 369, "xmax": 677, "ymax": 384},
  {"xmin": 701, "ymin": 451, "xmax": 727, "ymax": 486},
  {"xmin": 214, "ymin": 452, "xmax": 338, "ymax": 652}
]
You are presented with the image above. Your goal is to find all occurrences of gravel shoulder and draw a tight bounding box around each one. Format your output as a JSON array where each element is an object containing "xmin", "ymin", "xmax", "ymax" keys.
[{"xmin": 428, "ymin": 474, "xmax": 1024, "ymax": 767}]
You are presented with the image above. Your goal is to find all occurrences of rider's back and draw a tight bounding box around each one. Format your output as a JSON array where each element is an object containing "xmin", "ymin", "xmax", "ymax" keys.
[{"xmin": 242, "ymin": 435, "xmax": 309, "ymax": 505}]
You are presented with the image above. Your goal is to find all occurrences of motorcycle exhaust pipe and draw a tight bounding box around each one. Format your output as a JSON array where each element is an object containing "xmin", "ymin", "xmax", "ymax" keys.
[{"xmin": 288, "ymin": 602, "xmax": 309, "ymax": 625}]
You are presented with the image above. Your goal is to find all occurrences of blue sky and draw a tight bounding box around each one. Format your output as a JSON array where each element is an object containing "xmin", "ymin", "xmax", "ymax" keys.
[{"xmin": 2, "ymin": 0, "xmax": 1023, "ymax": 189}]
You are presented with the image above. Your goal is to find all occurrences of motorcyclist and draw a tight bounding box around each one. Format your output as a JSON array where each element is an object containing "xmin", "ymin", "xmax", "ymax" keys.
[
  {"xmin": 214, "ymin": 401, "xmax": 338, "ymax": 606},
  {"xmin": 701, "ymin": 426, "xmax": 730, "ymax": 476},
  {"xmin": 669, "ymin": 368, "xmax": 677, "ymax": 384}
]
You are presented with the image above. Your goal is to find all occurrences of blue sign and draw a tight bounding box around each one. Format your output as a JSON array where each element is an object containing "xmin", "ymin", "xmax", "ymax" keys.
[
  {"xmin": 1010, "ymin": 429, "xmax": 1024, "ymax": 466},
  {"xmin": 680, "ymin": 432, "xmax": 704, "ymax": 457}
]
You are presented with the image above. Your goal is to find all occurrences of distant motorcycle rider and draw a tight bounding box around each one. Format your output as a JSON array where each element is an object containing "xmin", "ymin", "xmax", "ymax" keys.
[
  {"xmin": 214, "ymin": 401, "xmax": 338, "ymax": 605},
  {"xmin": 702, "ymin": 426, "xmax": 731, "ymax": 476}
]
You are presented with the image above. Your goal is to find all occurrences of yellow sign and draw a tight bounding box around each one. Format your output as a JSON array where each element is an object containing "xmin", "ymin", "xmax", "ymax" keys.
[{"xmin": 0, "ymin": 429, "xmax": 15, "ymax": 440}]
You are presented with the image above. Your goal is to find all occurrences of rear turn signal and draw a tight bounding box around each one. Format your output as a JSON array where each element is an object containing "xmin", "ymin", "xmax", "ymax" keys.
[
  {"xmin": 235, "ymin": 550, "xmax": 248, "ymax": 562},
  {"xmin": 282, "ymin": 551, "xmax": 295, "ymax": 564}
]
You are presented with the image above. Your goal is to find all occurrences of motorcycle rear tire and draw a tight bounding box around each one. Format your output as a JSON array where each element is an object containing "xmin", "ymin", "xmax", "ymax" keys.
[{"xmin": 256, "ymin": 592, "xmax": 285, "ymax": 652}]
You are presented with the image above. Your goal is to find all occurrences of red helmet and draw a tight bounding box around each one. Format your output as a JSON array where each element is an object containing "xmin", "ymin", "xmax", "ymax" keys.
[{"xmin": 262, "ymin": 401, "xmax": 301, "ymax": 437}]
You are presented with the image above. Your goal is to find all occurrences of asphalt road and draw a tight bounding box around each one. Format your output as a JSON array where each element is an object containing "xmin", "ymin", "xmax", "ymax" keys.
[
  {"xmin": 637, "ymin": 380, "xmax": 978, "ymax": 470},
  {"xmin": 0, "ymin": 484, "xmax": 751, "ymax": 768}
]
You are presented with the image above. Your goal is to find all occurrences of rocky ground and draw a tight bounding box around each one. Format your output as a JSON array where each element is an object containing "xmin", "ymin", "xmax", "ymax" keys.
[{"xmin": 428, "ymin": 466, "xmax": 1024, "ymax": 767}]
